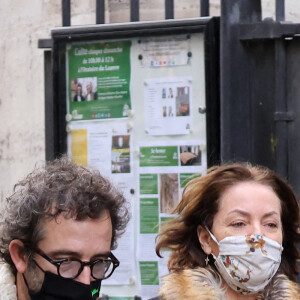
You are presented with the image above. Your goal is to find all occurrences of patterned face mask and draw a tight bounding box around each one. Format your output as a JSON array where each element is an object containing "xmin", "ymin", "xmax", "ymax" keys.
[{"xmin": 207, "ymin": 229, "xmax": 283, "ymax": 295}]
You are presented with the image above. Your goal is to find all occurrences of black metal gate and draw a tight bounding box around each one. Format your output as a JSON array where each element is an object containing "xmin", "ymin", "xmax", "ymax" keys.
[
  {"xmin": 39, "ymin": 0, "xmax": 300, "ymax": 285},
  {"xmin": 220, "ymin": 0, "xmax": 300, "ymax": 188}
]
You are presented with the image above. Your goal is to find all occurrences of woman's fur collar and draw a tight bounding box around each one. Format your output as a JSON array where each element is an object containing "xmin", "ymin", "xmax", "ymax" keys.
[
  {"xmin": 158, "ymin": 267, "xmax": 300, "ymax": 300},
  {"xmin": 0, "ymin": 263, "xmax": 17, "ymax": 300}
]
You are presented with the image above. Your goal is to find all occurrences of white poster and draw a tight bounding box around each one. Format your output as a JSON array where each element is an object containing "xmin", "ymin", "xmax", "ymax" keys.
[
  {"xmin": 144, "ymin": 76, "xmax": 193, "ymax": 135},
  {"xmin": 139, "ymin": 36, "xmax": 191, "ymax": 67},
  {"xmin": 67, "ymin": 121, "xmax": 136, "ymax": 285}
]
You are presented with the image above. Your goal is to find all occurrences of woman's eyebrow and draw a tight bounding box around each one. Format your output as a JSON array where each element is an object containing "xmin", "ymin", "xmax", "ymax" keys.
[
  {"xmin": 227, "ymin": 209, "xmax": 250, "ymax": 217},
  {"xmin": 227, "ymin": 210, "xmax": 280, "ymax": 218},
  {"xmin": 262, "ymin": 211, "xmax": 280, "ymax": 218}
]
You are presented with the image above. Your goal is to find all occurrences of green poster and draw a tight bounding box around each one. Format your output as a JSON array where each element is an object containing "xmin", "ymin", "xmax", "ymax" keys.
[
  {"xmin": 67, "ymin": 41, "xmax": 131, "ymax": 121},
  {"xmin": 180, "ymin": 173, "xmax": 202, "ymax": 188},
  {"xmin": 139, "ymin": 146, "xmax": 179, "ymax": 167},
  {"xmin": 140, "ymin": 174, "xmax": 158, "ymax": 194},
  {"xmin": 139, "ymin": 261, "xmax": 159, "ymax": 285},
  {"xmin": 140, "ymin": 198, "xmax": 159, "ymax": 234}
]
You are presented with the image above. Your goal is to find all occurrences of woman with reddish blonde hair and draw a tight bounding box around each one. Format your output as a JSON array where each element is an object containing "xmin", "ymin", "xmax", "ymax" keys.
[{"xmin": 152, "ymin": 163, "xmax": 300, "ymax": 300}]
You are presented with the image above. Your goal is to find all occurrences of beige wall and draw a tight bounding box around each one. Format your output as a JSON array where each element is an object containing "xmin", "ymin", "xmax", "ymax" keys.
[
  {"xmin": 0, "ymin": 0, "xmax": 299, "ymax": 201},
  {"xmin": 0, "ymin": 1, "xmax": 60, "ymax": 201}
]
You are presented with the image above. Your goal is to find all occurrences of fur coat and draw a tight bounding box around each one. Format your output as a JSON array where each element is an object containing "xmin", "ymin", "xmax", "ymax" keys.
[
  {"xmin": 0, "ymin": 263, "xmax": 17, "ymax": 300},
  {"xmin": 152, "ymin": 267, "xmax": 300, "ymax": 300}
]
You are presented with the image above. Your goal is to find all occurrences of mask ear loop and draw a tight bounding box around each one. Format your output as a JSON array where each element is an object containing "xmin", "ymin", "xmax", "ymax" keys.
[
  {"xmin": 204, "ymin": 226, "xmax": 220, "ymax": 245},
  {"xmin": 204, "ymin": 226, "xmax": 221, "ymax": 262},
  {"xmin": 22, "ymin": 251, "xmax": 43, "ymax": 294},
  {"xmin": 22, "ymin": 273, "xmax": 31, "ymax": 291}
]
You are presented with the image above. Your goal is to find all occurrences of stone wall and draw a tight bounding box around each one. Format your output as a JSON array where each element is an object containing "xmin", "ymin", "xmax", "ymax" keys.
[{"xmin": 0, "ymin": 0, "xmax": 299, "ymax": 201}]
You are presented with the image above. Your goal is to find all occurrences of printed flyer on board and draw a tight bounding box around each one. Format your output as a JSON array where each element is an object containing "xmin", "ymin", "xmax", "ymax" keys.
[
  {"xmin": 136, "ymin": 141, "xmax": 206, "ymax": 299},
  {"xmin": 139, "ymin": 35, "xmax": 191, "ymax": 67},
  {"xmin": 67, "ymin": 121, "xmax": 135, "ymax": 285},
  {"xmin": 67, "ymin": 40, "xmax": 132, "ymax": 121},
  {"xmin": 144, "ymin": 76, "xmax": 193, "ymax": 135}
]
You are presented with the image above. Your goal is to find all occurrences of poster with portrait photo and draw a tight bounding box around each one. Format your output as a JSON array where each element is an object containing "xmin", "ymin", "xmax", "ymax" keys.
[
  {"xmin": 111, "ymin": 135, "xmax": 131, "ymax": 173},
  {"xmin": 144, "ymin": 76, "xmax": 193, "ymax": 135},
  {"xmin": 83, "ymin": 77, "xmax": 98, "ymax": 101},
  {"xmin": 67, "ymin": 40, "xmax": 132, "ymax": 121},
  {"xmin": 71, "ymin": 77, "xmax": 98, "ymax": 102},
  {"xmin": 176, "ymin": 86, "xmax": 190, "ymax": 117}
]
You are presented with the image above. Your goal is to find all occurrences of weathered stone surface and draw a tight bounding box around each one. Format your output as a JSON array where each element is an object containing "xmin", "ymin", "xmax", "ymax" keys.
[{"xmin": 0, "ymin": 0, "xmax": 299, "ymax": 202}]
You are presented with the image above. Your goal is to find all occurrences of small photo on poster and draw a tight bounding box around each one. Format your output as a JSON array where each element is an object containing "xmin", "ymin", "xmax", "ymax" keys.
[
  {"xmin": 167, "ymin": 87, "xmax": 174, "ymax": 99},
  {"xmin": 176, "ymin": 86, "xmax": 190, "ymax": 116},
  {"xmin": 179, "ymin": 145, "xmax": 202, "ymax": 166},
  {"xmin": 111, "ymin": 135, "xmax": 131, "ymax": 173},
  {"xmin": 162, "ymin": 105, "xmax": 174, "ymax": 118},
  {"xmin": 162, "ymin": 87, "xmax": 175, "ymax": 118},
  {"xmin": 71, "ymin": 77, "xmax": 98, "ymax": 102},
  {"xmin": 162, "ymin": 88, "xmax": 167, "ymax": 99},
  {"xmin": 162, "ymin": 106, "xmax": 167, "ymax": 117},
  {"xmin": 159, "ymin": 173, "xmax": 179, "ymax": 214},
  {"xmin": 167, "ymin": 105, "xmax": 174, "ymax": 117}
]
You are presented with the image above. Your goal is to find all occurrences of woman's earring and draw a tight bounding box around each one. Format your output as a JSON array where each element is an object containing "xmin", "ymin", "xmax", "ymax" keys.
[{"xmin": 205, "ymin": 255, "xmax": 209, "ymax": 266}]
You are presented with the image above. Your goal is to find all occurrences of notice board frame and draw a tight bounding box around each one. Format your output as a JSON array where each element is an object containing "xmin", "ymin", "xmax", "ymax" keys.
[
  {"xmin": 48, "ymin": 16, "xmax": 220, "ymax": 298},
  {"xmin": 49, "ymin": 17, "xmax": 220, "ymax": 166}
]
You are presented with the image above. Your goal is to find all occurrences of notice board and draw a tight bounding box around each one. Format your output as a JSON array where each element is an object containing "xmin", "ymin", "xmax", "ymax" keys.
[{"xmin": 51, "ymin": 17, "xmax": 219, "ymax": 299}]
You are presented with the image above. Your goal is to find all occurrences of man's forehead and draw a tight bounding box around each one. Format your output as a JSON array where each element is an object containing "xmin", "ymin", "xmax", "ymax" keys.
[{"xmin": 37, "ymin": 211, "xmax": 112, "ymax": 257}]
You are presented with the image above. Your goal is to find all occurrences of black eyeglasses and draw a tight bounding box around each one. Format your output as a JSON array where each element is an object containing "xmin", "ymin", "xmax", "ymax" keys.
[{"xmin": 31, "ymin": 248, "xmax": 119, "ymax": 280}]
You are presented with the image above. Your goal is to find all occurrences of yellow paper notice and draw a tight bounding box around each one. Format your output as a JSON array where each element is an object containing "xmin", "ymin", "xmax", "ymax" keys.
[{"xmin": 71, "ymin": 129, "xmax": 87, "ymax": 166}]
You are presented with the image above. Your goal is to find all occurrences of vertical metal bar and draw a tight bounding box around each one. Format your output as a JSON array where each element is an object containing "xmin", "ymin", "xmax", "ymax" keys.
[
  {"xmin": 165, "ymin": 0, "xmax": 174, "ymax": 19},
  {"xmin": 44, "ymin": 50, "xmax": 55, "ymax": 161},
  {"xmin": 62, "ymin": 0, "xmax": 71, "ymax": 26},
  {"xmin": 200, "ymin": 0, "xmax": 209, "ymax": 17},
  {"xmin": 130, "ymin": 0, "xmax": 139, "ymax": 22},
  {"xmin": 276, "ymin": 0, "xmax": 285, "ymax": 22},
  {"xmin": 274, "ymin": 39, "xmax": 288, "ymax": 178},
  {"xmin": 205, "ymin": 18, "xmax": 220, "ymax": 166},
  {"xmin": 220, "ymin": 0, "xmax": 262, "ymax": 163},
  {"xmin": 96, "ymin": 0, "xmax": 105, "ymax": 24},
  {"xmin": 55, "ymin": 44, "xmax": 68, "ymax": 156}
]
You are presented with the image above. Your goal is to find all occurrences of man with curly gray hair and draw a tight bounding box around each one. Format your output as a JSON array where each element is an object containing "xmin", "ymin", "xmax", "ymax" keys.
[{"xmin": 0, "ymin": 156, "xmax": 130, "ymax": 300}]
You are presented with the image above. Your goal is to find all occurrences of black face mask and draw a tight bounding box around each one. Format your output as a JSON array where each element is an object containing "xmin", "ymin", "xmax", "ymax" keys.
[{"xmin": 24, "ymin": 271, "xmax": 101, "ymax": 300}]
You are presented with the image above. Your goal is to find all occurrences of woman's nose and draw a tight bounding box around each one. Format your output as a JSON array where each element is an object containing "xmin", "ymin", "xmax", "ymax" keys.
[{"xmin": 250, "ymin": 223, "xmax": 263, "ymax": 235}]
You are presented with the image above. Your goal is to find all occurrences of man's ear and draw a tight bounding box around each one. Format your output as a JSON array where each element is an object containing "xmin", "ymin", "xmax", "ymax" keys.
[
  {"xmin": 9, "ymin": 240, "xmax": 28, "ymax": 273},
  {"xmin": 197, "ymin": 226, "xmax": 212, "ymax": 255}
]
